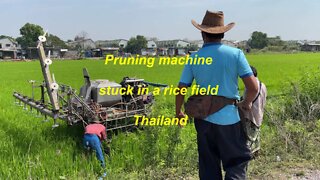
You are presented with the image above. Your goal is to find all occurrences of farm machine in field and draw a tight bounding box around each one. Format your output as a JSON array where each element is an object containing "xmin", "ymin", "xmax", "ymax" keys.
[{"xmin": 13, "ymin": 34, "xmax": 167, "ymax": 131}]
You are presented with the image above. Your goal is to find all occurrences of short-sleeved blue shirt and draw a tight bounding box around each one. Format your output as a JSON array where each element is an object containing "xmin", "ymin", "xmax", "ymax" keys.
[{"xmin": 179, "ymin": 42, "xmax": 253, "ymax": 125}]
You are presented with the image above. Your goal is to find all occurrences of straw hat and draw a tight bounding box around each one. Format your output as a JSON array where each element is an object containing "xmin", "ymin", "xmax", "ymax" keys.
[{"xmin": 191, "ymin": 10, "xmax": 235, "ymax": 34}]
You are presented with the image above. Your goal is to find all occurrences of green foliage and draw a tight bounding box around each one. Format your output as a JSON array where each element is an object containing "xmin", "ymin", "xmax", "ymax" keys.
[
  {"xmin": 141, "ymin": 126, "xmax": 160, "ymax": 167},
  {"xmin": 248, "ymin": 31, "xmax": 268, "ymax": 49},
  {"xmin": 253, "ymin": 69, "xmax": 320, "ymax": 176},
  {"xmin": 46, "ymin": 34, "xmax": 68, "ymax": 49},
  {"xmin": 16, "ymin": 23, "xmax": 44, "ymax": 48},
  {"xmin": 265, "ymin": 45, "xmax": 284, "ymax": 52},
  {"xmin": 267, "ymin": 36, "xmax": 284, "ymax": 46},
  {"xmin": 125, "ymin": 35, "xmax": 147, "ymax": 54},
  {"xmin": 284, "ymin": 69, "xmax": 320, "ymax": 121}
]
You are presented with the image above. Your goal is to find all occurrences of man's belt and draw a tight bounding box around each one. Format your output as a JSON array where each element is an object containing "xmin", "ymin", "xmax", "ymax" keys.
[{"xmin": 184, "ymin": 95, "xmax": 237, "ymax": 119}]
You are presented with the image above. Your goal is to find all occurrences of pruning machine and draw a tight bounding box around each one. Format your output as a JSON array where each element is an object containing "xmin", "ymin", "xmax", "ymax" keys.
[{"xmin": 13, "ymin": 33, "xmax": 167, "ymax": 131}]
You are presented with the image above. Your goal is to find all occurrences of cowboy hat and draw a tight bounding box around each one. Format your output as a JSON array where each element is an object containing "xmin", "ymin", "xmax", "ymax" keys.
[{"xmin": 191, "ymin": 10, "xmax": 235, "ymax": 34}]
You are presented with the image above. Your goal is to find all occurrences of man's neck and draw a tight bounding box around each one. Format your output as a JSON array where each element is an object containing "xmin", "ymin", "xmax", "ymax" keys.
[{"xmin": 204, "ymin": 39, "xmax": 222, "ymax": 44}]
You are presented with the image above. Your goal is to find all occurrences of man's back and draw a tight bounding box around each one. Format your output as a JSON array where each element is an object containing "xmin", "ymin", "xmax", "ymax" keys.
[{"xmin": 85, "ymin": 124, "xmax": 106, "ymax": 140}]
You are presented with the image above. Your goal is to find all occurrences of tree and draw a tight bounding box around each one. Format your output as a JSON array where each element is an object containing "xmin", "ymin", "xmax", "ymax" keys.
[
  {"xmin": 16, "ymin": 23, "xmax": 44, "ymax": 48},
  {"xmin": 125, "ymin": 35, "xmax": 147, "ymax": 54},
  {"xmin": 74, "ymin": 31, "xmax": 89, "ymax": 41},
  {"xmin": 46, "ymin": 34, "xmax": 68, "ymax": 49},
  {"xmin": 268, "ymin": 36, "xmax": 284, "ymax": 46},
  {"xmin": 248, "ymin": 31, "xmax": 268, "ymax": 49}
]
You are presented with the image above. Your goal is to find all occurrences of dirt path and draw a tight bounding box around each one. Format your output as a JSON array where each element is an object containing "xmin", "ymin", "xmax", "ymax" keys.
[
  {"xmin": 291, "ymin": 170, "xmax": 320, "ymax": 180},
  {"xmin": 250, "ymin": 169, "xmax": 320, "ymax": 180}
]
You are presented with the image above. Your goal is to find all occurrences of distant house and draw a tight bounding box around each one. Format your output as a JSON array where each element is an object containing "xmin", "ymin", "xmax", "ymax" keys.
[
  {"xmin": 147, "ymin": 40, "xmax": 157, "ymax": 49},
  {"xmin": 95, "ymin": 39, "xmax": 128, "ymax": 48},
  {"xmin": 26, "ymin": 47, "xmax": 68, "ymax": 59},
  {"xmin": 156, "ymin": 40, "xmax": 190, "ymax": 56},
  {"xmin": 189, "ymin": 40, "xmax": 237, "ymax": 49},
  {"xmin": 156, "ymin": 40, "xmax": 190, "ymax": 48},
  {"xmin": 301, "ymin": 43, "xmax": 320, "ymax": 51},
  {"xmin": 92, "ymin": 47, "xmax": 119, "ymax": 57},
  {"xmin": 67, "ymin": 39, "xmax": 96, "ymax": 50},
  {"xmin": 0, "ymin": 37, "xmax": 19, "ymax": 59},
  {"xmin": 94, "ymin": 39, "xmax": 128, "ymax": 56},
  {"xmin": 141, "ymin": 40, "xmax": 157, "ymax": 56},
  {"xmin": 190, "ymin": 40, "xmax": 203, "ymax": 49}
]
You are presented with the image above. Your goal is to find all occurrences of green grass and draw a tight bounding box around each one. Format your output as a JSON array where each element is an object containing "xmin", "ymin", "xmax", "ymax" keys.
[
  {"xmin": 1, "ymin": 53, "xmax": 320, "ymax": 179},
  {"xmin": 247, "ymin": 53, "xmax": 320, "ymax": 95}
]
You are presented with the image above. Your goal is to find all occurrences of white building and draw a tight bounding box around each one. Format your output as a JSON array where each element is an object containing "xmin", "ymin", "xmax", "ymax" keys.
[
  {"xmin": 0, "ymin": 37, "xmax": 19, "ymax": 59},
  {"xmin": 156, "ymin": 40, "xmax": 190, "ymax": 56},
  {"xmin": 67, "ymin": 39, "xmax": 96, "ymax": 50},
  {"xmin": 95, "ymin": 39, "xmax": 128, "ymax": 48},
  {"xmin": 141, "ymin": 40, "xmax": 157, "ymax": 56}
]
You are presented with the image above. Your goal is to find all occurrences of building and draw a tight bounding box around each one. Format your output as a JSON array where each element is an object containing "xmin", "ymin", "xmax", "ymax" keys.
[
  {"xmin": 67, "ymin": 39, "xmax": 96, "ymax": 50},
  {"xmin": 92, "ymin": 47, "xmax": 119, "ymax": 57},
  {"xmin": 156, "ymin": 40, "xmax": 190, "ymax": 48},
  {"xmin": 94, "ymin": 39, "xmax": 128, "ymax": 56},
  {"xmin": 181, "ymin": 39, "xmax": 238, "ymax": 53},
  {"xmin": 156, "ymin": 40, "xmax": 190, "ymax": 56},
  {"xmin": 190, "ymin": 40, "xmax": 204, "ymax": 49},
  {"xmin": 141, "ymin": 40, "xmax": 157, "ymax": 56},
  {"xmin": 95, "ymin": 39, "xmax": 128, "ymax": 48},
  {"xmin": 0, "ymin": 37, "xmax": 19, "ymax": 59},
  {"xmin": 26, "ymin": 47, "xmax": 68, "ymax": 59},
  {"xmin": 301, "ymin": 42, "xmax": 320, "ymax": 51}
]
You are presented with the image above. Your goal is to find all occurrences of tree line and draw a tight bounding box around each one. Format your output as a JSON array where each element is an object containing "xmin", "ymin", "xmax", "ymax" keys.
[{"xmin": 1, "ymin": 23, "xmax": 296, "ymax": 53}]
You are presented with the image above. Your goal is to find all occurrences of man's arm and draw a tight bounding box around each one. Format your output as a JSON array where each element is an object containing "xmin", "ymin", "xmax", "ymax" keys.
[
  {"xmin": 100, "ymin": 126, "xmax": 107, "ymax": 141},
  {"xmin": 175, "ymin": 84, "xmax": 188, "ymax": 118},
  {"xmin": 238, "ymin": 75, "xmax": 259, "ymax": 110}
]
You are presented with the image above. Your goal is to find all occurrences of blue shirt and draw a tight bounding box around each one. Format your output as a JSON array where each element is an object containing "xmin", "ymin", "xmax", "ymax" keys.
[{"xmin": 179, "ymin": 42, "xmax": 253, "ymax": 125}]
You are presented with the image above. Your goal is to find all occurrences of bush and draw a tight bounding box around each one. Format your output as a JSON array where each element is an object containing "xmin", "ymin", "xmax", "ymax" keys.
[
  {"xmin": 285, "ymin": 70, "xmax": 320, "ymax": 121},
  {"xmin": 261, "ymin": 69, "xmax": 320, "ymax": 162}
]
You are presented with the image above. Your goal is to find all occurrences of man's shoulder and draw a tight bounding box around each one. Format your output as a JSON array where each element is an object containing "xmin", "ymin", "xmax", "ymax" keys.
[
  {"xmin": 196, "ymin": 43, "xmax": 244, "ymax": 60},
  {"xmin": 97, "ymin": 123, "xmax": 105, "ymax": 128},
  {"xmin": 86, "ymin": 123, "xmax": 105, "ymax": 129},
  {"xmin": 201, "ymin": 44, "xmax": 242, "ymax": 57},
  {"xmin": 220, "ymin": 44, "xmax": 242, "ymax": 54}
]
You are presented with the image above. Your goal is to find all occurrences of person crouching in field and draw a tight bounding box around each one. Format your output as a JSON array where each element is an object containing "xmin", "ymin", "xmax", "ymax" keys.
[
  {"xmin": 83, "ymin": 121, "xmax": 107, "ymax": 169},
  {"xmin": 239, "ymin": 66, "xmax": 267, "ymax": 155}
]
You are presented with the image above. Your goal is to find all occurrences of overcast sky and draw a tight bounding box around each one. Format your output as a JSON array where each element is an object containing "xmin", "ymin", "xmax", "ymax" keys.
[{"xmin": 1, "ymin": 0, "xmax": 319, "ymax": 41}]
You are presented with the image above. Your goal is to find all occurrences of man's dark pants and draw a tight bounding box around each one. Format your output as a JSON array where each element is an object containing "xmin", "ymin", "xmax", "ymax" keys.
[{"xmin": 194, "ymin": 119, "xmax": 251, "ymax": 180}]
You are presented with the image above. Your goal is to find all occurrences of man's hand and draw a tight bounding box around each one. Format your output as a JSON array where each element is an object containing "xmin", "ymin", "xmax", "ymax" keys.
[
  {"xmin": 241, "ymin": 75, "xmax": 258, "ymax": 110},
  {"xmin": 176, "ymin": 111, "xmax": 186, "ymax": 119},
  {"xmin": 175, "ymin": 84, "xmax": 188, "ymax": 128},
  {"xmin": 176, "ymin": 111, "xmax": 186, "ymax": 128}
]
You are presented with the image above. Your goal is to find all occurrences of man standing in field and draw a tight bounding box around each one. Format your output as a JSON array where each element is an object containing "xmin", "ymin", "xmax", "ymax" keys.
[
  {"xmin": 240, "ymin": 66, "xmax": 267, "ymax": 154},
  {"xmin": 175, "ymin": 11, "xmax": 258, "ymax": 179}
]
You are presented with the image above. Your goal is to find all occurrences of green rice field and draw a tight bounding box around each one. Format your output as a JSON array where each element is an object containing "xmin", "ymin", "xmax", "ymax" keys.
[{"xmin": 1, "ymin": 53, "xmax": 320, "ymax": 179}]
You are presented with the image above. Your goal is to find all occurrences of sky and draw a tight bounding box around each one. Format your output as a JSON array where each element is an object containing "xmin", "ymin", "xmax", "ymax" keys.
[{"xmin": 1, "ymin": 0, "xmax": 319, "ymax": 41}]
